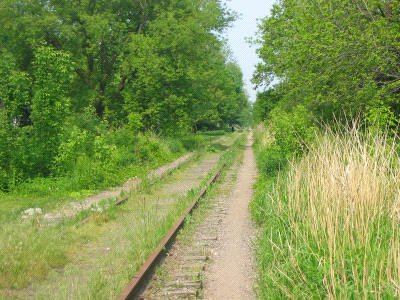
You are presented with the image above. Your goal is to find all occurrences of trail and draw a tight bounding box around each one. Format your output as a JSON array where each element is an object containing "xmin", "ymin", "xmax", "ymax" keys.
[
  {"xmin": 141, "ymin": 132, "xmax": 257, "ymax": 299},
  {"xmin": 142, "ymin": 158, "xmax": 241, "ymax": 299},
  {"xmin": 203, "ymin": 132, "xmax": 257, "ymax": 299}
]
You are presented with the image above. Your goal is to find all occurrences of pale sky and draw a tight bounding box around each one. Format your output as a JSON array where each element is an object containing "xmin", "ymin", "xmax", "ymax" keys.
[{"xmin": 224, "ymin": 0, "xmax": 276, "ymax": 102}]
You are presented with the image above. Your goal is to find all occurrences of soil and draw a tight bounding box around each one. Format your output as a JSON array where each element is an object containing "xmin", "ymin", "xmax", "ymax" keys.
[
  {"xmin": 141, "ymin": 158, "xmax": 240, "ymax": 299},
  {"xmin": 141, "ymin": 132, "xmax": 257, "ymax": 300},
  {"xmin": 203, "ymin": 132, "xmax": 257, "ymax": 299}
]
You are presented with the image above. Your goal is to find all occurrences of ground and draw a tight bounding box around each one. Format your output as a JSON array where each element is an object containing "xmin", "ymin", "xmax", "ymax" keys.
[{"xmin": 142, "ymin": 132, "xmax": 257, "ymax": 299}]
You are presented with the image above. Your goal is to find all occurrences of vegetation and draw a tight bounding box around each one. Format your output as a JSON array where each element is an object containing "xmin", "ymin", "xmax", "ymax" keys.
[
  {"xmin": 0, "ymin": 132, "xmax": 244, "ymax": 297},
  {"xmin": 253, "ymin": 0, "xmax": 400, "ymax": 127},
  {"xmin": 0, "ymin": 0, "xmax": 250, "ymax": 191},
  {"xmin": 0, "ymin": 131, "xmax": 224, "ymax": 222},
  {"xmin": 252, "ymin": 0, "xmax": 400, "ymax": 298},
  {"xmin": 253, "ymin": 125, "xmax": 400, "ymax": 298}
]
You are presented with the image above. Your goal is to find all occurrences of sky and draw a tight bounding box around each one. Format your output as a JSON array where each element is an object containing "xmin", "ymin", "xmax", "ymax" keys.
[{"xmin": 224, "ymin": 0, "xmax": 276, "ymax": 102}]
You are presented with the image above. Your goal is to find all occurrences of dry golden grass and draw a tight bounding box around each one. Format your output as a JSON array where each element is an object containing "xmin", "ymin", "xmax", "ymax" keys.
[{"xmin": 256, "ymin": 126, "xmax": 400, "ymax": 298}]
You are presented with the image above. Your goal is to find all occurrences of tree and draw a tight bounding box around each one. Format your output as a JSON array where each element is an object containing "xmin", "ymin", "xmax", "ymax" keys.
[
  {"xmin": 0, "ymin": 0, "xmax": 250, "ymax": 188},
  {"xmin": 29, "ymin": 46, "xmax": 74, "ymax": 175},
  {"xmin": 254, "ymin": 0, "xmax": 400, "ymax": 125}
]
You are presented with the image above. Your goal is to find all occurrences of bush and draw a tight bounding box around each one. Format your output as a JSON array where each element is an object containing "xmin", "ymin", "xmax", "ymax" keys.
[
  {"xmin": 180, "ymin": 135, "xmax": 207, "ymax": 151},
  {"xmin": 256, "ymin": 105, "xmax": 316, "ymax": 175},
  {"xmin": 269, "ymin": 105, "xmax": 315, "ymax": 157},
  {"xmin": 366, "ymin": 100, "xmax": 398, "ymax": 133},
  {"xmin": 135, "ymin": 133, "xmax": 172, "ymax": 164},
  {"xmin": 0, "ymin": 111, "xmax": 11, "ymax": 190},
  {"xmin": 54, "ymin": 125, "xmax": 91, "ymax": 174}
]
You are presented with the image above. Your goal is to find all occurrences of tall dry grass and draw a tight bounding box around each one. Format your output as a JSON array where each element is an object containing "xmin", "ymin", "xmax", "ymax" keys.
[{"xmin": 256, "ymin": 127, "xmax": 400, "ymax": 298}]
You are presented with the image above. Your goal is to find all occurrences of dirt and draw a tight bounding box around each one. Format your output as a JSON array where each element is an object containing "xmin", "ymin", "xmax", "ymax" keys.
[
  {"xmin": 203, "ymin": 132, "xmax": 257, "ymax": 299},
  {"xmin": 142, "ymin": 159, "xmax": 240, "ymax": 299},
  {"xmin": 141, "ymin": 132, "xmax": 257, "ymax": 300}
]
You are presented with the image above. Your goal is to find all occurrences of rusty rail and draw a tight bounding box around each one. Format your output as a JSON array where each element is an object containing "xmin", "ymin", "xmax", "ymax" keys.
[{"xmin": 118, "ymin": 164, "xmax": 225, "ymax": 300}]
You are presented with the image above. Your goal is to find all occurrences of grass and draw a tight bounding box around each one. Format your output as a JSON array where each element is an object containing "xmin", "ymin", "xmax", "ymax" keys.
[
  {"xmin": 0, "ymin": 131, "xmax": 227, "ymax": 222},
  {"xmin": 252, "ymin": 125, "xmax": 400, "ymax": 298},
  {"xmin": 0, "ymin": 132, "xmax": 244, "ymax": 299}
]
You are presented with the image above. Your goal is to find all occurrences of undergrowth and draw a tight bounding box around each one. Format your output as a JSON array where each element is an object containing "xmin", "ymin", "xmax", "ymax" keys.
[
  {"xmin": 252, "ymin": 120, "xmax": 400, "ymax": 298},
  {"xmin": 0, "ymin": 132, "xmax": 241, "ymax": 296},
  {"xmin": 0, "ymin": 130, "xmax": 225, "ymax": 221}
]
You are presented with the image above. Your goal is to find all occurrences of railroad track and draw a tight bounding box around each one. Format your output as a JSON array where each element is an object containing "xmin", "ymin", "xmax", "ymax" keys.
[{"xmin": 118, "ymin": 164, "xmax": 226, "ymax": 300}]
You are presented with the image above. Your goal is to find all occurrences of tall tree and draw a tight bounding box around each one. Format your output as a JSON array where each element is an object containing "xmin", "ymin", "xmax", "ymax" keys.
[{"xmin": 254, "ymin": 0, "xmax": 400, "ymax": 125}]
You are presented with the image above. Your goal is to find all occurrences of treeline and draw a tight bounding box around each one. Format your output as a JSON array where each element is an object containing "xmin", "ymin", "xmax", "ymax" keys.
[
  {"xmin": 0, "ymin": 0, "xmax": 250, "ymax": 189},
  {"xmin": 254, "ymin": 0, "xmax": 400, "ymax": 128},
  {"xmin": 252, "ymin": 1, "xmax": 400, "ymax": 297}
]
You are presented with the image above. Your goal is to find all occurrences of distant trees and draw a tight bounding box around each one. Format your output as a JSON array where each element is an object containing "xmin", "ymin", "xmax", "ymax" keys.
[
  {"xmin": 254, "ymin": 0, "xmax": 400, "ymax": 128},
  {"xmin": 0, "ymin": 0, "xmax": 250, "ymax": 188}
]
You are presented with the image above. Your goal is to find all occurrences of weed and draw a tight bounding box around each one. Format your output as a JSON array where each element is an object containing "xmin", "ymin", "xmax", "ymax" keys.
[
  {"xmin": 253, "ymin": 126, "xmax": 400, "ymax": 298},
  {"xmin": 0, "ymin": 132, "xmax": 239, "ymax": 297}
]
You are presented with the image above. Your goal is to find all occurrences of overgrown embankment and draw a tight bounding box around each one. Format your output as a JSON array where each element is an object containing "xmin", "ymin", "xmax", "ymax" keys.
[{"xmin": 252, "ymin": 115, "xmax": 400, "ymax": 298}]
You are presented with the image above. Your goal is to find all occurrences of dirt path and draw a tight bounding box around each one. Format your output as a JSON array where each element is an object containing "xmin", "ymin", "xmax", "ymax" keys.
[
  {"xmin": 141, "ymin": 132, "xmax": 257, "ymax": 300},
  {"xmin": 142, "ymin": 159, "xmax": 241, "ymax": 299},
  {"xmin": 203, "ymin": 132, "xmax": 257, "ymax": 299}
]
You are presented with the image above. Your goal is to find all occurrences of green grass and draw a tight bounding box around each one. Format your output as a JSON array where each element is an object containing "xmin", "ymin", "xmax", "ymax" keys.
[
  {"xmin": 0, "ymin": 132, "xmax": 243, "ymax": 298},
  {"xmin": 252, "ymin": 125, "xmax": 400, "ymax": 298},
  {"xmin": 0, "ymin": 131, "xmax": 228, "ymax": 222}
]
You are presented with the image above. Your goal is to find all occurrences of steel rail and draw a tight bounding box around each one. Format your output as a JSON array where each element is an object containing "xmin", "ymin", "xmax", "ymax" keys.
[{"xmin": 118, "ymin": 164, "xmax": 225, "ymax": 300}]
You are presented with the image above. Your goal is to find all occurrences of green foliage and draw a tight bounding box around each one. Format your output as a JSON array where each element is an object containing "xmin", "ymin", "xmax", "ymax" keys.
[
  {"xmin": 270, "ymin": 106, "xmax": 315, "ymax": 156},
  {"xmin": 254, "ymin": 0, "xmax": 400, "ymax": 126},
  {"xmin": 134, "ymin": 134, "xmax": 171, "ymax": 163},
  {"xmin": 366, "ymin": 100, "xmax": 398, "ymax": 132},
  {"xmin": 253, "ymin": 89, "xmax": 280, "ymax": 123},
  {"xmin": 0, "ymin": 50, "xmax": 31, "ymax": 126},
  {"xmin": 0, "ymin": 0, "xmax": 250, "ymax": 191},
  {"xmin": 127, "ymin": 112, "xmax": 143, "ymax": 133},
  {"xmin": 54, "ymin": 126, "xmax": 90, "ymax": 174},
  {"xmin": 257, "ymin": 106, "xmax": 316, "ymax": 175},
  {"xmin": 252, "ymin": 1, "xmax": 400, "ymax": 298},
  {"xmin": 30, "ymin": 46, "xmax": 74, "ymax": 175},
  {"xmin": 0, "ymin": 111, "xmax": 10, "ymax": 190}
]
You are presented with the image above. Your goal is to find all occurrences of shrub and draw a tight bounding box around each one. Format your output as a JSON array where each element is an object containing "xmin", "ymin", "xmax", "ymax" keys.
[
  {"xmin": 366, "ymin": 100, "xmax": 398, "ymax": 133},
  {"xmin": 180, "ymin": 135, "xmax": 207, "ymax": 151},
  {"xmin": 54, "ymin": 126, "xmax": 91, "ymax": 174},
  {"xmin": 256, "ymin": 105, "xmax": 316, "ymax": 175},
  {"xmin": 0, "ymin": 111, "xmax": 11, "ymax": 190},
  {"xmin": 269, "ymin": 105, "xmax": 315, "ymax": 157},
  {"xmin": 135, "ymin": 133, "xmax": 172, "ymax": 164}
]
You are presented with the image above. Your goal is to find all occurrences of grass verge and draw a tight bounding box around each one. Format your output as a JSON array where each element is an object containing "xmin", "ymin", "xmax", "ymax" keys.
[{"xmin": 252, "ymin": 125, "xmax": 400, "ymax": 298}]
